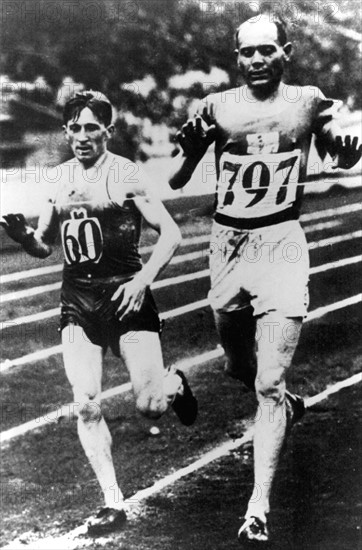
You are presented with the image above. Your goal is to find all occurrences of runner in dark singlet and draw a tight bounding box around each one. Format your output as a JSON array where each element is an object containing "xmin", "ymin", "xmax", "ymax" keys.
[{"xmin": 1, "ymin": 91, "xmax": 198, "ymax": 535}]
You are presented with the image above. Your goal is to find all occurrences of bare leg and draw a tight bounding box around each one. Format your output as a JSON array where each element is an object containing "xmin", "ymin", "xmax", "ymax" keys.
[
  {"xmin": 62, "ymin": 325, "xmax": 124, "ymax": 510},
  {"xmin": 213, "ymin": 307, "xmax": 257, "ymax": 390},
  {"xmin": 245, "ymin": 313, "xmax": 302, "ymax": 521},
  {"xmin": 120, "ymin": 330, "xmax": 182, "ymax": 418}
]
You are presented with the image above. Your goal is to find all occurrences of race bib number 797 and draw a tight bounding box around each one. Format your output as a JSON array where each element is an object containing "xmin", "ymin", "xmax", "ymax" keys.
[{"xmin": 217, "ymin": 150, "xmax": 301, "ymax": 219}]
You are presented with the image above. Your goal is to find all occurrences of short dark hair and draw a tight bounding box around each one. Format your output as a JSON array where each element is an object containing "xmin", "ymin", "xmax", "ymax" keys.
[
  {"xmin": 63, "ymin": 91, "xmax": 113, "ymax": 126},
  {"xmin": 235, "ymin": 16, "xmax": 288, "ymax": 49}
]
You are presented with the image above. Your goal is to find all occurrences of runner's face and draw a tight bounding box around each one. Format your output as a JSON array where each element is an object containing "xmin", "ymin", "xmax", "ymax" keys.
[
  {"xmin": 236, "ymin": 22, "xmax": 288, "ymax": 93},
  {"xmin": 64, "ymin": 107, "xmax": 111, "ymax": 166}
]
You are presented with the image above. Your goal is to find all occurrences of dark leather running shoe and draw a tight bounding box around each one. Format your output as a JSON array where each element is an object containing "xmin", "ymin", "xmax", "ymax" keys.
[
  {"xmin": 171, "ymin": 370, "xmax": 198, "ymax": 426},
  {"xmin": 238, "ymin": 516, "xmax": 269, "ymax": 543},
  {"xmin": 86, "ymin": 507, "xmax": 127, "ymax": 536},
  {"xmin": 285, "ymin": 390, "xmax": 305, "ymax": 427}
]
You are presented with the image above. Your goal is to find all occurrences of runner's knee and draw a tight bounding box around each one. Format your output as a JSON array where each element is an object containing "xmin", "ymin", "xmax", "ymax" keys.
[
  {"xmin": 135, "ymin": 391, "xmax": 167, "ymax": 419},
  {"xmin": 255, "ymin": 371, "xmax": 285, "ymax": 404},
  {"xmin": 76, "ymin": 394, "xmax": 102, "ymax": 423}
]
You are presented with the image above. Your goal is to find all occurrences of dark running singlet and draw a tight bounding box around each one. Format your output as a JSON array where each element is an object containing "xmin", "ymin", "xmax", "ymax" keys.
[{"xmin": 51, "ymin": 152, "xmax": 143, "ymax": 281}]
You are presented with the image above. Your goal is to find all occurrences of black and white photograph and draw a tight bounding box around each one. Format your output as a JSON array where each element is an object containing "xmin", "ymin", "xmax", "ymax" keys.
[{"xmin": 0, "ymin": 1, "xmax": 361, "ymax": 548}]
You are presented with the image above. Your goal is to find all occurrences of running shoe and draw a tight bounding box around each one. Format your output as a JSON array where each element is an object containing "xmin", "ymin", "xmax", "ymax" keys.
[
  {"xmin": 86, "ymin": 507, "xmax": 127, "ymax": 536},
  {"xmin": 285, "ymin": 390, "xmax": 305, "ymax": 426},
  {"xmin": 238, "ymin": 516, "xmax": 269, "ymax": 543},
  {"xmin": 171, "ymin": 370, "xmax": 198, "ymax": 426}
]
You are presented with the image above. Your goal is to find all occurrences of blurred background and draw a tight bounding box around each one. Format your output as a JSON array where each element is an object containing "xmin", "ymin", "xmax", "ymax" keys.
[{"xmin": 0, "ymin": 0, "xmax": 361, "ymax": 208}]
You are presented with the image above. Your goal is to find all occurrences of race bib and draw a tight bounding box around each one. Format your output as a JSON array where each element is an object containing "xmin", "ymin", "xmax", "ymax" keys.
[
  {"xmin": 61, "ymin": 210, "xmax": 103, "ymax": 265},
  {"xmin": 216, "ymin": 150, "xmax": 301, "ymax": 219}
]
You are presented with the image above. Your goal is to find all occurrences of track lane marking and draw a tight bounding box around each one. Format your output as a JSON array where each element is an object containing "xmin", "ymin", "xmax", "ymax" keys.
[
  {"xmin": 0, "ymin": 345, "xmax": 63, "ymax": 373},
  {"xmin": 2, "ymin": 369, "xmax": 361, "ymax": 549},
  {"xmin": 309, "ymin": 230, "xmax": 361, "ymax": 249},
  {"xmin": 1, "ymin": 201, "xmax": 358, "ymax": 285},
  {"xmin": 309, "ymin": 255, "xmax": 361, "ymax": 274},
  {"xmin": 0, "ymin": 349, "xmax": 221, "ymax": 443},
  {"xmin": 0, "ymin": 308, "xmax": 60, "ymax": 329},
  {"xmin": 0, "ymin": 237, "xmax": 205, "ymax": 285},
  {"xmin": 0, "ymin": 271, "xmax": 211, "ymax": 329},
  {"xmin": 2, "ymin": 253, "xmax": 361, "ymax": 329},
  {"xmin": 2, "ymin": 226, "xmax": 361, "ymax": 304},
  {"xmin": 1, "ymin": 246, "xmax": 361, "ymax": 370},
  {"xmin": 0, "ymin": 297, "xmax": 212, "ymax": 372},
  {"xmin": 1, "ymin": 293, "xmax": 361, "ymax": 439},
  {"xmin": 306, "ymin": 294, "xmax": 362, "ymax": 320},
  {"xmin": 1, "ymin": 282, "xmax": 61, "ymax": 303}
]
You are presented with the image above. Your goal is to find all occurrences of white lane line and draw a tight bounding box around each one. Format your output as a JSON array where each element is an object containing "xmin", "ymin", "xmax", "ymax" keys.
[
  {"xmin": 1, "ymin": 293, "xmax": 360, "ymax": 438},
  {"xmin": 0, "ymin": 298, "xmax": 211, "ymax": 372},
  {"xmin": 0, "ymin": 348, "xmax": 222, "ymax": 443},
  {"xmin": 1, "ymin": 202, "xmax": 359, "ymax": 285},
  {"xmin": 0, "ymin": 345, "xmax": 63, "ymax": 372},
  {"xmin": 162, "ymin": 298, "xmax": 209, "ymax": 319},
  {"xmin": 127, "ymin": 372, "xmax": 362, "ymax": 504},
  {"xmin": 1, "ymin": 282, "xmax": 61, "ymax": 303},
  {"xmin": 309, "ymin": 255, "xmax": 361, "ymax": 275},
  {"xmin": 301, "ymin": 202, "xmax": 361, "ymax": 222},
  {"xmin": 0, "ymin": 248, "xmax": 209, "ymax": 303},
  {"xmin": 0, "ymin": 220, "xmax": 343, "ymax": 293},
  {"xmin": 306, "ymin": 372, "xmax": 362, "ymax": 407},
  {"xmin": 306, "ymin": 294, "xmax": 361, "ymax": 321},
  {"xmin": 0, "ymin": 236, "xmax": 208, "ymax": 285},
  {"xmin": 1, "ymin": 264, "xmax": 63, "ymax": 284},
  {"xmin": 0, "ymin": 308, "xmax": 60, "ymax": 330},
  {"xmin": 2, "ymin": 249, "xmax": 361, "ymax": 330},
  {"xmin": 1, "ymin": 246, "xmax": 361, "ymax": 370},
  {"xmin": 309, "ymin": 230, "xmax": 361, "ymax": 249},
  {"xmin": 2, "ymin": 369, "xmax": 361, "ymax": 549},
  {"xmin": 2, "ymin": 226, "xmax": 361, "ymax": 304},
  {"xmin": 0, "ymin": 271, "xmax": 211, "ymax": 329},
  {"xmin": 305, "ymin": 220, "xmax": 340, "ymax": 232}
]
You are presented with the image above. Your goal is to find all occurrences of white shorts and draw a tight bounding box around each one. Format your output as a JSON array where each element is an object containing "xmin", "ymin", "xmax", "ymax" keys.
[{"xmin": 208, "ymin": 220, "xmax": 309, "ymax": 318}]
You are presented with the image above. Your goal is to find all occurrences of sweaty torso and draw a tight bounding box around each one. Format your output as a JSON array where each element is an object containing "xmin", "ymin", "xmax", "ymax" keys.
[
  {"xmin": 52, "ymin": 152, "xmax": 143, "ymax": 280},
  {"xmin": 198, "ymin": 84, "xmax": 334, "ymax": 221}
]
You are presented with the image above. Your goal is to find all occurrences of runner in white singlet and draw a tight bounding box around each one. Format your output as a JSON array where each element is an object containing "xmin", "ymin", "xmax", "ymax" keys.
[{"xmin": 169, "ymin": 15, "xmax": 361, "ymax": 543}]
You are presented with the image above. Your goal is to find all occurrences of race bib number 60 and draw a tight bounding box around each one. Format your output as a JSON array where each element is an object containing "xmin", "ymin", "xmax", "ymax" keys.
[
  {"xmin": 217, "ymin": 150, "xmax": 301, "ymax": 219},
  {"xmin": 61, "ymin": 213, "xmax": 103, "ymax": 265}
]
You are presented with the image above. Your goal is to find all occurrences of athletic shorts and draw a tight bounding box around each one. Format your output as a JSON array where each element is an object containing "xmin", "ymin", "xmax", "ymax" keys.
[
  {"xmin": 208, "ymin": 220, "xmax": 309, "ymax": 318},
  {"xmin": 60, "ymin": 274, "xmax": 160, "ymax": 357}
]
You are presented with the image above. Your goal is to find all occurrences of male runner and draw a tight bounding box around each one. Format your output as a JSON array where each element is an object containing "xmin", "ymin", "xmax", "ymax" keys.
[
  {"xmin": 169, "ymin": 16, "xmax": 361, "ymax": 543},
  {"xmin": 1, "ymin": 91, "xmax": 197, "ymax": 535}
]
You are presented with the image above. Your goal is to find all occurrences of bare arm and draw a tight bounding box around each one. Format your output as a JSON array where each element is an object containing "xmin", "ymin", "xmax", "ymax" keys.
[
  {"xmin": 0, "ymin": 200, "xmax": 58, "ymax": 258},
  {"xmin": 169, "ymin": 114, "xmax": 216, "ymax": 189},
  {"xmin": 132, "ymin": 191, "xmax": 182, "ymax": 286},
  {"xmin": 111, "ymin": 178, "xmax": 181, "ymax": 320}
]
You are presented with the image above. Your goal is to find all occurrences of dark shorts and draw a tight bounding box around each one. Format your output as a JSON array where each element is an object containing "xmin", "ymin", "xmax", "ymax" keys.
[{"xmin": 60, "ymin": 275, "xmax": 161, "ymax": 357}]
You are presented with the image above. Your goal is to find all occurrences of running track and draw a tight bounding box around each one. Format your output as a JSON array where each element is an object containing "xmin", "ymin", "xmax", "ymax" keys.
[{"xmin": 0, "ymin": 187, "xmax": 361, "ymax": 549}]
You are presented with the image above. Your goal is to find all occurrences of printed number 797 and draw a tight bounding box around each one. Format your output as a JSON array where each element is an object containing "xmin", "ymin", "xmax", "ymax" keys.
[{"xmin": 222, "ymin": 155, "xmax": 298, "ymax": 208}]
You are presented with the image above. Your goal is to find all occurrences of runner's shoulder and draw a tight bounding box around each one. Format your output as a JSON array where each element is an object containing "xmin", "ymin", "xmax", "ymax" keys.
[
  {"xmin": 294, "ymin": 85, "xmax": 333, "ymax": 109},
  {"xmin": 106, "ymin": 152, "xmax": 153, "ymax": 204},
  {"xmin": 196, "ymin": 86, "xmax": 248, "ymax": 121},
  {"xmin": 199, "ymin": 85, "xmax": 245, "ymax": 107},
  {"xmin": 299, "ymin": 84, "xmax": 325, "ymax": 104},
  {"xmin": 295, "ymin": 85, "xmax": 342, "ymax": 120}
]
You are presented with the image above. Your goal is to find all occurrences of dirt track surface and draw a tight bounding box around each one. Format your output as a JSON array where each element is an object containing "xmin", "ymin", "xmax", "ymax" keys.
[
  {"xmin": 1, "ymin": 184, "xmax": 361, "ymax": 549},
  {"xmin": 104, "ymin": 385, "xmax": 362, "ymax": 550}
]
